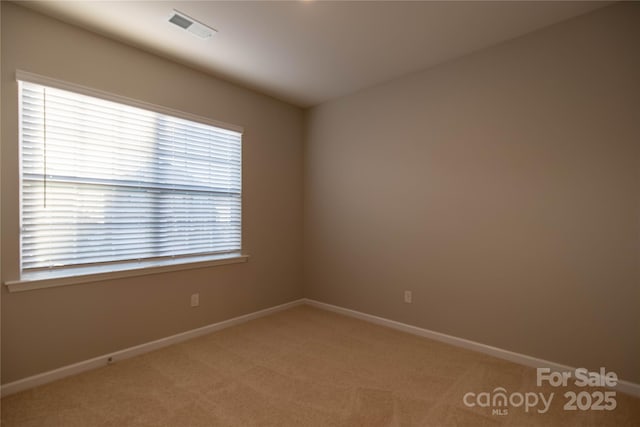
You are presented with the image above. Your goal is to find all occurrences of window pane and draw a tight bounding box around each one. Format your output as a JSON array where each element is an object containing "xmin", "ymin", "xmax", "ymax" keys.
[{"xmin": 20, "ymin": 80, "xmax": 242, "ymax": 271}]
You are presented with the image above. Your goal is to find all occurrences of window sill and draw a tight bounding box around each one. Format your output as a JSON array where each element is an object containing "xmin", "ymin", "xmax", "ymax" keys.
[{"xmin": 4, "ymin": 253, "xmax": 249, "ymax": 293}]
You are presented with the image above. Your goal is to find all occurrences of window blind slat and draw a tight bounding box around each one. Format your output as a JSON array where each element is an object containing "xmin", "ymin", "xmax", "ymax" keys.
[{"xmin": 20, "ymin": 80, "xmax": 242, "ymax": 271}]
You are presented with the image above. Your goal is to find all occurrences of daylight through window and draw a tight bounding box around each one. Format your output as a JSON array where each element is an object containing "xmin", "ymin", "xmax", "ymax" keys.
[{"xmin": 19, "ymin": 78, "xmax": 242, "ymax": 273}]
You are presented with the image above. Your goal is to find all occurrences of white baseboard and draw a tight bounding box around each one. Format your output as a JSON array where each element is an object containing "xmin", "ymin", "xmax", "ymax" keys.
[
  {"xmin": 3, "ymin": 297, "xmax": 639, "ymax": 399},
  {"xmin": 0, "ymin": 298, "xmax": 305, "ymax": 397},
  {"xmin": 303, "ymin": 298, "xmax": 640, "ymax": 398}
]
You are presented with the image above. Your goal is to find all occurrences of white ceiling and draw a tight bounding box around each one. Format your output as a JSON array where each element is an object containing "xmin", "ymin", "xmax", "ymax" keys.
[{"xmin": 19, "ymin": 1, "xmax": 609, "ymax": 108}]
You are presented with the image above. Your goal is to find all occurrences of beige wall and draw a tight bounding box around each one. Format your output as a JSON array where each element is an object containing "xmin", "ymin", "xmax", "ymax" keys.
[
  {"xmin": 1, "ymin": 3, "xmax": 304, "ymax": 384},
  {"xmin": 2, "ymin": 1, "xmax": 639, "ymax": 388},
  {"xmin": 304, "ymin": 3, "xmax": 640, "ymax": 384}
]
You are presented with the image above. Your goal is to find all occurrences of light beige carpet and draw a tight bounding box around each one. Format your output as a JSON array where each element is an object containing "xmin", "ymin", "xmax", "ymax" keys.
[{"xmin": 1, "ymin": 305, "xmax": 639, "ymax": 426}]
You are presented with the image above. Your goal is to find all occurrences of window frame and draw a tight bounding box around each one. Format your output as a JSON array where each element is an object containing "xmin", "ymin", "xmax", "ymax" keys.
[{"xmin": 7, "ymin": 71, "xmax": 248, "ymax": 292}]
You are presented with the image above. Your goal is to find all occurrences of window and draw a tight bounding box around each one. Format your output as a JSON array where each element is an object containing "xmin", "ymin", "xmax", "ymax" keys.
[{"xmin": 18, "ymin": 74, "xmax": 242, "ymax": 279}]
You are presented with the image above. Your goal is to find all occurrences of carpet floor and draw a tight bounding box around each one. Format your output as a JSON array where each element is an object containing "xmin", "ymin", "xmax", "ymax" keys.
[{"xmin": 1, "ymin": 305, "xmax": 639, "ymax": 426}]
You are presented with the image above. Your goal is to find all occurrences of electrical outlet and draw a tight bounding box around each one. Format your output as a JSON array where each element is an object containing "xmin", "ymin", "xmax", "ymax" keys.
[
  {"xmin": 404, "ymin": 290, "xmax": 412, "ymax": 303},
  {"xmin": 190, "ymin": 293, "xmax": 200, "ymax": 307}
]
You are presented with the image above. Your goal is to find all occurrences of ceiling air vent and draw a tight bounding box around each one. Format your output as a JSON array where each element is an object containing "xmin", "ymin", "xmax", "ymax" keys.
[{"xmin": 168, "ymin": 10, "xmax": 217, "ymax": 39}]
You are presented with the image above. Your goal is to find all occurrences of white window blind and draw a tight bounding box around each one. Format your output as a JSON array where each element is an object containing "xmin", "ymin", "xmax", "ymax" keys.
[{"xmin": 19, "ymin": 78, "xmax": 242, "ymax": 273}]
